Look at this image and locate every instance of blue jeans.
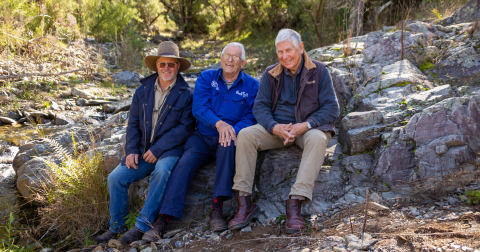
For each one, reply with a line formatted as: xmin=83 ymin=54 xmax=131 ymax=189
xmin=108 ymin=156 xmax=179 ymax=233
xmin=159 ymin=131 xmax=236 ymax=220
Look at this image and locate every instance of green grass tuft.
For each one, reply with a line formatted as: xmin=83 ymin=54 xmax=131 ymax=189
xmin=419 ymin=62 xmax=435 ymax=73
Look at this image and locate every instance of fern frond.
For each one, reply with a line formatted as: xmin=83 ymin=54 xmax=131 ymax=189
xmin=40 ymin=137 xmax=74 ymax=161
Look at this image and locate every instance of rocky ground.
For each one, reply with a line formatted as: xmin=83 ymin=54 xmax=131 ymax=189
xmin=38 ymin=194 xmax=480 ymax=252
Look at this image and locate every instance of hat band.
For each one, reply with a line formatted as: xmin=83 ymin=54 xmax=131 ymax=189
xmin=159 ymin=52 xmax=177 ymax=56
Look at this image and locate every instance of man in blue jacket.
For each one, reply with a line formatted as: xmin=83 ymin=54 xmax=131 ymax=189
xmin=142 ymin=42 xmax=259 ymax=241
xmin=95 ymin=41 xmax=196 ymax=245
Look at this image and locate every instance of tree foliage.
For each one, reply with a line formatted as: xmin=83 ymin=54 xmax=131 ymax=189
xmin=0 ymin=0 xmax=469 ymax=54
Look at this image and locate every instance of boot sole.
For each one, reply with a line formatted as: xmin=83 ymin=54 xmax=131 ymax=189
xmin=228 ymin=207 xmax=260 ymax=230
xmin=285 ymin=227 xmax=302 ymax=234
xmin=210 ymin=224 xmax=228 ymax=232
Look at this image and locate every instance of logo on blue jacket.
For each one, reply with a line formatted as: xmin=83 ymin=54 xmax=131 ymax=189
xmin=236 ymin=90 xmax=248 ymax=98
xmin=211 ymin=81 xmax=219 ymax=90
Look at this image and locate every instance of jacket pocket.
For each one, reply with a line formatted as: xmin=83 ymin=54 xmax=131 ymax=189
xmin=231 ymin=96 xmax=248 ymax=121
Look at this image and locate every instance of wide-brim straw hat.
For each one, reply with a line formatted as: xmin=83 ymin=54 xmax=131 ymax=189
xmin=144 ymin=41 xmax=191 ymax=72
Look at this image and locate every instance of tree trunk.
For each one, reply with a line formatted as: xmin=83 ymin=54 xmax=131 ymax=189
xmin=348 ymin=0 xmax=366 ymax=37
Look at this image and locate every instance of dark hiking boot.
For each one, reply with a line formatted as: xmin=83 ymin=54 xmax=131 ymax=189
xmin=142 ymin=220 xmax=167 ymax=242
xmin=228 ymin=195 xmax=259 ymax=230
xmin=285 ymin=199 xmax=306 ymax=234
xmin=95 ymin=230 xmax=117 ymax=243
xmin=209 ymin=207 xmax=228 ymax=232
xmin=118 ymin=226 xmax=143 ymax=245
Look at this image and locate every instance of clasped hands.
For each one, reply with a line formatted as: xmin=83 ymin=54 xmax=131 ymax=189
xmin=216 ymin=120 xmax=236 ymax=147
xmin=125 ymin=150 xmax=158 ymax=169
xmin=272 ymin=122 xmax=309 ymax=145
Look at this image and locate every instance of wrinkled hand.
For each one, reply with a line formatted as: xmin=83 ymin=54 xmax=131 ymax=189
xmin=289 ymin=122 xmax=309 ymax=138
xmin=143 ymin=150 xmax=158 ymax=163
xmin=216 ymin=120 xmax=236 ymax=147
xmin=126 ymin=154 xmax=139 ymax=169
xmin=272 ymin=123 xmax=295 ymax=145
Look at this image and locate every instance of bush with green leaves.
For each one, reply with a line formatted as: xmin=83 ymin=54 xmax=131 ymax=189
xmin=461 ymin=190 xmax=480 ymax=205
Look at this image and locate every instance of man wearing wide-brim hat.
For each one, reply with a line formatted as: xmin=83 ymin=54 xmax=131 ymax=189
xmin=96 ymin=41 xmax=196 ymax=245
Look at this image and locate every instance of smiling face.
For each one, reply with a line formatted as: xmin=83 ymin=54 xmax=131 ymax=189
xmin=220 ymin=45 xmax=246 ymax=78
xmin=156 ymin=57 xmax=180 ymax=83
xmin=276 ymin=41 xmax=304 ymax=73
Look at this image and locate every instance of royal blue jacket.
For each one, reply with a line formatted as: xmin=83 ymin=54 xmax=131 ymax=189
xmin=122 ymin=73 xmax=196 ymax=165
xmin=192 ymin=68 xmax=259 ymax=136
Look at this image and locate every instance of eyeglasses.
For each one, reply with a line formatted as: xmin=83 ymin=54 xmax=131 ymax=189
xmin=157 ymin=62 xmax=177 ymax=68
xmin=221 ymin=53 xmax=241 ymax=61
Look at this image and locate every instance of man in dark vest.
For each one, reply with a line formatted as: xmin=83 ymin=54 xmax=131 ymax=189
xmin=228 ymin=29 xmax=340 ymax=233
xmin=95 ymin=41 xmax=196 ymax=245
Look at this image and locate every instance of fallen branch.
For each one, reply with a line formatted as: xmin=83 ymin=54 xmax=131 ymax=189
xmin=372 ymin=229 xmax=480 ymax=237
xmin=2 ymin=31 xmax=43 ymax=47
xmin=0 ymin=68 xmax=89 ymax=80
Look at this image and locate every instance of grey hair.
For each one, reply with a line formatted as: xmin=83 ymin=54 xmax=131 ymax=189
xmin=275 ymin=29 xmax=302 ymax=49
xmin=221 ymin=42 xmax=246 ymax=60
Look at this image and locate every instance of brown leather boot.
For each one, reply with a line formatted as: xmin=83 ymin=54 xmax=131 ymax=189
xmin=209 ymin=207 xmax=228 ymax=232
xmin=285 ymin=199 xmax=306 ymax=234
xmin=228 ymin=195 xmax=259 ymax=230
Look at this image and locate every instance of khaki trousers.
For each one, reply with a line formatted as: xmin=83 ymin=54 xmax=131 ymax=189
xmin=232 ymin=124 xmax=331 ymax=204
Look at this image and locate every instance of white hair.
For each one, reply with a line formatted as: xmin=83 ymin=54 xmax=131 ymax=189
xmin=221 ymin=42 xmax=246 ymax=60
xmin=275 ymin=29 xmax=302 ymax=50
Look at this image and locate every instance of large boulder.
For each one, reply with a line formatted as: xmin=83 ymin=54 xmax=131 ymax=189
xmin=12 ymin=120 xmax=126 ymax=198
xmin=111 ymin=71 xmax=144 ymax=87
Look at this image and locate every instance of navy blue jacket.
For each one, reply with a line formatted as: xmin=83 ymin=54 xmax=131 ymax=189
xmin=192 ymin=68 xmax=259 ymax=136
xmin=122 ymin=73 xmax=196 ymax=165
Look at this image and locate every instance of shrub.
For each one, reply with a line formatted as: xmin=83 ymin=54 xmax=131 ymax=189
xmin=33 ymin=136 xmax=110 ymax=245
xmin=461 ymin=190 xmax=480 ymax=205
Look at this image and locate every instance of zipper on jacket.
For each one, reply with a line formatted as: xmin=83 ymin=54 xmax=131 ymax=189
xmin=143 ymin=103 xmax=147 ymax=153
xmin=295 ymin=69 xmax=310 ymax=122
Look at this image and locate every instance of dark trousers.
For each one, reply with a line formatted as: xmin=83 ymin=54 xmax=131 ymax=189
xmin=159 ymin=131 xmax=236 ymax=219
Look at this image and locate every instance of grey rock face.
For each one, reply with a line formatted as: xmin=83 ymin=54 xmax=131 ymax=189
xmin=405 ymin=96 xmax=480 ymax=179
xmin=441 ymin=0 xmax=480 ymax=25
xmin=343 ymin=124 xmax=385 ymax=155
xmin=329 ymin=67 xmax=353 ymax=114
xmin=340 ymin=111 xmax=383 ymax=132
xmin=404 ymin=84 xmax=455 ymax=105
xmin=435 ymin=43 xmax=480 ymax=86
xmin=339 ymin=111 xmax=384 ymax=155
xmin=255 ymin=147 xmax=345 ymax=222
xmin=111 ymin=71 xmax=144 ymax=87
xmin=360 ymin=60 xmax=431 ymax=97
xmin=363 ymin=31 xmax=426 ymax=66
xmin=342 ymin=154 xmax=374 ymax=175
xmin=406 ymin=21 xmax=436 ymax=38
xmin=374 ymin=128 xmax=416 ymax=188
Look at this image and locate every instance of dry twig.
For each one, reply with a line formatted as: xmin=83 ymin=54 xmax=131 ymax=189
xmin=0 ymin=68 xmax=89 ymax=80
